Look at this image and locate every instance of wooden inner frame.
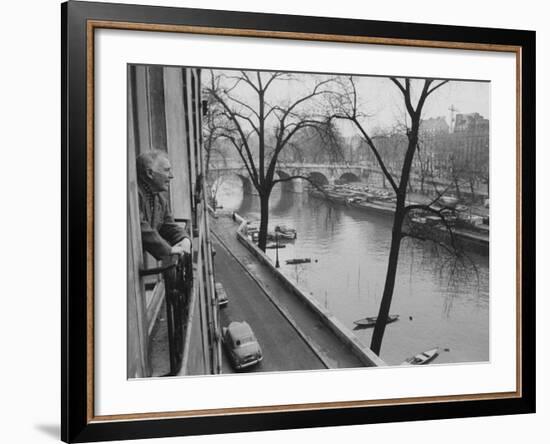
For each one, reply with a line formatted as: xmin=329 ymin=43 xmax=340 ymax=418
xmin=86 ymin=19 xmax=523 ymax=424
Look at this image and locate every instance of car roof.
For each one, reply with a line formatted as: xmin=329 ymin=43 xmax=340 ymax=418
xmin=227 ymin=321 xmax=253 ymax=338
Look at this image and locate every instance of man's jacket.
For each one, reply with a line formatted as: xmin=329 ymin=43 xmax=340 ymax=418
xmin=138 ymin=185 xmax=189 ymax=260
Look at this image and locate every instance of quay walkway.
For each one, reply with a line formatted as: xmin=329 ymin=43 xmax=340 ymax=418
xmin=211 ymin=214 xmax=378 ymax=371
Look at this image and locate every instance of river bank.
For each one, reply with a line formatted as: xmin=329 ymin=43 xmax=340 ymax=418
xmin=309 ymin=184 xmax=489 ymax=254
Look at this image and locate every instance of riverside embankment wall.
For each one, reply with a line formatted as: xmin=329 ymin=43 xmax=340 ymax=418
xmin=232 ymin=213 xmax=385 ymax=368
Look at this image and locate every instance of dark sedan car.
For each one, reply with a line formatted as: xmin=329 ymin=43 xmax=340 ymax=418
xmin=222 ymin=321 xmax=263 ymax=370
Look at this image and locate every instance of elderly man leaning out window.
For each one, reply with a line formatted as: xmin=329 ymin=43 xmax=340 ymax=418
xmin=136 ymin=150 xmax=191 ymax=260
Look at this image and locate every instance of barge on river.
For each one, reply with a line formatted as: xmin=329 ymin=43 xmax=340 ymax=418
xmin=309 ymin=185 xmax=488 ymax=253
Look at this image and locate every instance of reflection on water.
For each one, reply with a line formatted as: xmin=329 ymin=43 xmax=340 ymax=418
xmin=215 ymin=176 xmax=489 ymax=365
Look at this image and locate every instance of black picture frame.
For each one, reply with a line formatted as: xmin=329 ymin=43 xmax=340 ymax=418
xmin=62 ymin=1 xmax=536 ymax=442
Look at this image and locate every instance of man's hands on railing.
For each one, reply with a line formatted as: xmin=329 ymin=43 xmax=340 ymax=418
xmin=140 ymin=239 xmax=191 ymax=278
xmin=170 ymin=237 xmax=192 ymax=256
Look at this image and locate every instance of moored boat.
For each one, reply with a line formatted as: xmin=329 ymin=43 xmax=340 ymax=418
xmin=401 ymin=347 xmax=440 ymax=365
xmin=285 ymin=258 xmax=311 ymax=265
xmin=410 ymin=216 xmax=427 ymax=224
xmin=274 ymin=224 xmax=297 ymax=239
xmin=265 ymin=243 xmax=286 ymax=249
xmin=440 ymin=195 xmax=459 ymax=208
xmin=353 ymin=314 xmax=399 ymax=328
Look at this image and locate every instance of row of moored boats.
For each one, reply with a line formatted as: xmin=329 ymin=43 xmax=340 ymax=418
xmin=309 ymin=184 xmax=489 ymax=235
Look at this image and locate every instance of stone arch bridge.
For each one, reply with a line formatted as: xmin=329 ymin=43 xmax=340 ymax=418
xmin=207 ymin=162 xmax=385 ymax=194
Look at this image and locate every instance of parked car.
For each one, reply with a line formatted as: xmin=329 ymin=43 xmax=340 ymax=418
xmin=222 ymin=321 xmax=263 ymax=370
xmin=215 ymin=282 xmax=228 ymax=307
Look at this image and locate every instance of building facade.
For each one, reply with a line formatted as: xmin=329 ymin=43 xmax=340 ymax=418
xmin=127 ymin=65 xmax=221 ymax=378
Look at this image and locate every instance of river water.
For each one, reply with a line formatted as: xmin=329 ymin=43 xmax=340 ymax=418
xmin=215 ymin=176 xmax=489 ymax=366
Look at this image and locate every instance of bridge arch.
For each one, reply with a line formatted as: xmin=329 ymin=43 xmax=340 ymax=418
xmin=275 ymin=169 xmax=299 ymax=193
xmin=210 ymin=172 xmax=255 ymax=197
xmin=237 ymin=174 xmax=254 ymax=195
xmin=207 ymin=172 xmax=257 ymax=212
xmin=308 ymin=171 xmax=329 ymax=186
xmin=339 ymin=172 xmax=360 ymax=183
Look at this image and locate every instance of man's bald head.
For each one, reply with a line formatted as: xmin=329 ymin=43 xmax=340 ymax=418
xmin=136 ymin=150 xmax=174 ymax=192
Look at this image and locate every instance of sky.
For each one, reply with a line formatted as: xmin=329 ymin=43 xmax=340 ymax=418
xmin=204 ymin=69 xmax=490 ymax=138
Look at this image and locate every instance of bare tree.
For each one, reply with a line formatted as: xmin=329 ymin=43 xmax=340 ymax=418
xmin=448 ymin=152 xmax=489 ymax=204
xmin=202 ymin=94 xmax=228 ymax=177
xmin=202 ymin=95 xmax=231 ymax=208
xmin=415 ymin=139 xmax=434 ymax=194
xmin=331 ymin=76 xmax=460 ymax=355
xmin=205 ymin=70 xmax=337 ymax=251
xmin=446 ymin=154 xmax=466 ymax=201
xmin=279 ymin=124 xmax=345 ymax=164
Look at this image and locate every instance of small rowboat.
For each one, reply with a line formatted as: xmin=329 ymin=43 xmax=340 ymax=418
xmin=353 ymin=314 xmax=399 ymax=328
xmin=285 ymin=258 xmax=311 ymax=265
xmin=401 ymin=347 xmax=440 ymax=365
xmin=265 ymin=243 xmax=286 ymax=249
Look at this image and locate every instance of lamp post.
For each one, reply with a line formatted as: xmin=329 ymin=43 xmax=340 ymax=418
xmin=275 ymin=232 xmax=280 ymax=268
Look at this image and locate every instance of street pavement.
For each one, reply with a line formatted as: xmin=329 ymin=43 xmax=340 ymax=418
xmin=213 ymin=235 xmax=326 ymax=373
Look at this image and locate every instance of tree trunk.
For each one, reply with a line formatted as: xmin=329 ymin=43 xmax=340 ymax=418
xmin=454 ymin=178 xmax=461 ymax=200
xmin=370 ymin=204 xmax=404 ymax=355
xmin=257 ymin=191 xmax=270 ymax=252
xmin=371 ymin=121 xmax=417 ymax=356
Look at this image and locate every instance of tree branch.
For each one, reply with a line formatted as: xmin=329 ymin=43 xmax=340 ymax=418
xmin=331 ymin=113 xmax=399 ymax=193
xmin=225 ymin=95 xmax=260 ymax=119
xmin=256 ymin=71 xmax=263 ymax=91
xmin=403 ymin=204 xmax=460 ymax=250
xmin=264 ymin=72 xmax=288 ymax=91
xmin=230 ymin=109 xmax=260 ymax=135
xmin=240 ymin=71 xmax=259 ymax=93
xmin=271 ymin=174 xmax=328 ymax=194
xmin=427 ymin=80 xmax=449 ymax=97
xmin=390 ymin=77 xmax=416 ymax=117
xmin=401 ymin=231 xmax=457 ymax=256
xmin=267 ymin=120 xmax=329 ymax=181
xmin=223 ymin=135 xmax=260 ymax=189
xmin=277 ymin=78 xmax=335 ymax=128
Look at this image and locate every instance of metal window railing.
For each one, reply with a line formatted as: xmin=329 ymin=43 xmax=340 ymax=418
xmin=140 ymin=252 xmax=193 ymax=376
